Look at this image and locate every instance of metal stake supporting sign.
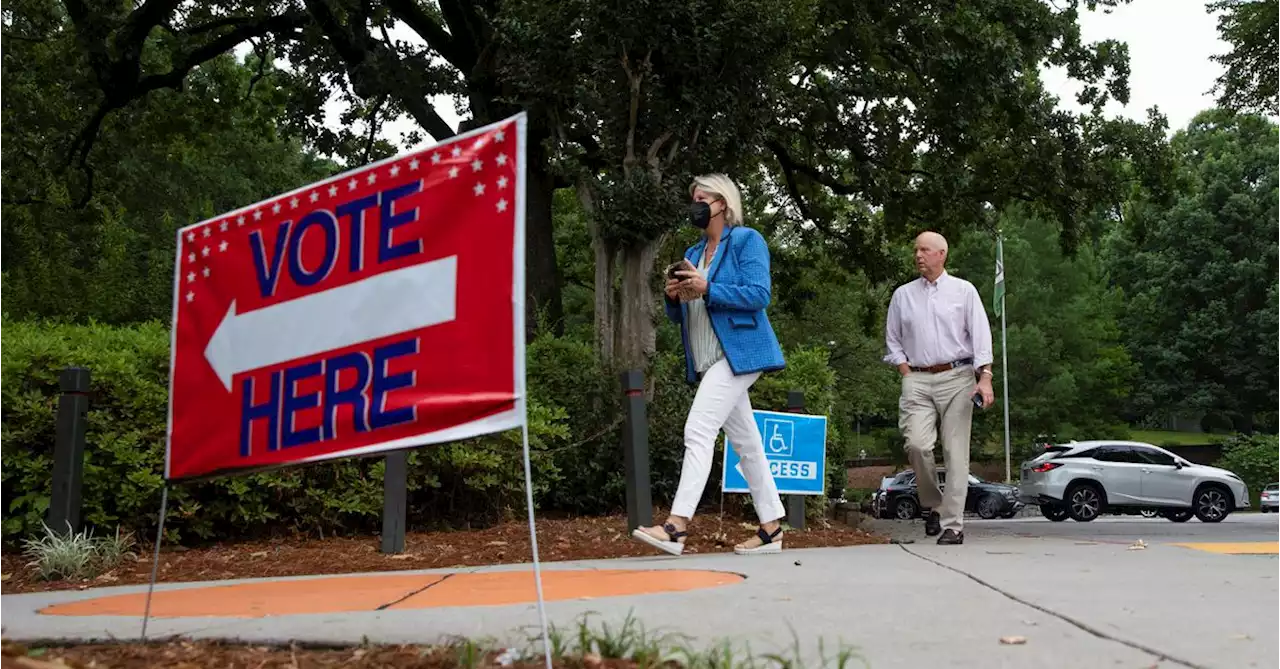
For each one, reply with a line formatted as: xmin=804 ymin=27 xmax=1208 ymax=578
xmin=784 ymin=390 xmax=807 ymax=530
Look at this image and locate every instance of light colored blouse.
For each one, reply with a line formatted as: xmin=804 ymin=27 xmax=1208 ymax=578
xmin=686 ymin=246 xmax=725 ymax=374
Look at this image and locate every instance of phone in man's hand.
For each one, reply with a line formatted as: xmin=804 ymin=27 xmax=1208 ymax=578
xmin=972 ymin=392 xmax=985 ymax=409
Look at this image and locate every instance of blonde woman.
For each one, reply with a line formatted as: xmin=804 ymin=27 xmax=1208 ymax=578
xmin=631 ymin=173 xmax=788 ymax=556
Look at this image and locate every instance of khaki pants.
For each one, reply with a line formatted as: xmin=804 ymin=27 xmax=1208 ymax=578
xmin=898 ymin=366 xmax=975 ymax=532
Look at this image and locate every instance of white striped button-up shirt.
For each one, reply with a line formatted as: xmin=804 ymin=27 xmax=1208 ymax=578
xmin=884 ymin=271 xmax=993 ymax=369
xmin=686 ymin=248 xmax=725 ymax=374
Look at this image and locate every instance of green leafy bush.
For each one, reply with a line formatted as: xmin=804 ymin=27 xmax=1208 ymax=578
xmin=1 ymin=319 xmax=570 ymax=544
xmin=2 ymin=317 xmax=845 ymax=544
xmin=1215 ymin=433 xmax=1279 ymax=507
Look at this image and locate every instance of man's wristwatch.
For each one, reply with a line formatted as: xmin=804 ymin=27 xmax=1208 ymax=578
xmin=979 ymin=369 xmax=994 ymax=377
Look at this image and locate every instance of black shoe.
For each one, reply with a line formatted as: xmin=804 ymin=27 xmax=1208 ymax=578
xmin=923 ymin=511 xmax=941 ymax=537
xmin=937 ymin=529 xmax=964 ymax=545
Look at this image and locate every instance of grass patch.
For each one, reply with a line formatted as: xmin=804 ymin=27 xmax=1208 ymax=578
xmin=522 ymin=611 xmax=867 ymax=668
xmin=4 ymin=614 xmax=868 ymax=667
xmin=21 ymin=523 xmax=137 ymax=581
xmin=1128 ymin=430 xmax=1225 ymax=446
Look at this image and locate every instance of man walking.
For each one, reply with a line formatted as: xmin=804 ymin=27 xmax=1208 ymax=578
xmin=884 ymin=231 xmax=995 ymax=545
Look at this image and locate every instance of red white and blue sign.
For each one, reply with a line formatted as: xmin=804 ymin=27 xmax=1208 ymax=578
xmin=165 ymin=114 xmax=528 ymax=481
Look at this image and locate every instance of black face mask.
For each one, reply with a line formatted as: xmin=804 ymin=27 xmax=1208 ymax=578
xmin=690 ymin=201 xmax=712 ymax=229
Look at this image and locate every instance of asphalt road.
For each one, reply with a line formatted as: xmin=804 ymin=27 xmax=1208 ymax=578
xmin=867 ymin=509 xmax=1280 ymax=545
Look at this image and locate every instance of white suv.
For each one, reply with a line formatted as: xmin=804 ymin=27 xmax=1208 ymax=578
xmin=1018 ymin=441 xmax=1249 ymax=523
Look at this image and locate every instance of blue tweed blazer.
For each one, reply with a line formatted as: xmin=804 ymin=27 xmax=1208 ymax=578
xmin=664 ymin=225 xmax=786 ymax=384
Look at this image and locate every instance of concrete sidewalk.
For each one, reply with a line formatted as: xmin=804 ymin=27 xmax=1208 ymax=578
xmin=3 ymin=532 xmax=1276 ymax=669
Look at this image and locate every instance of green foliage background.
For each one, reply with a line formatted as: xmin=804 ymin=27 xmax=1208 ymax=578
xmin=2 ymin=1 xmax=1276 ymax=546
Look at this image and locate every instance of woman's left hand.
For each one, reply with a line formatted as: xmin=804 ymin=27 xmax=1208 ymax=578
xmin=675 ymin=270 xmax=708 ymax=298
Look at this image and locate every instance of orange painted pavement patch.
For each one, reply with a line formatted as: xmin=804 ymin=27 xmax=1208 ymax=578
xmin=388 ymin=569 xmax=742 ymax=609
xmin=40 ymin=570 xmax=744 ymax=619
xmin=41 ymin=573 xmax=446 ymax=618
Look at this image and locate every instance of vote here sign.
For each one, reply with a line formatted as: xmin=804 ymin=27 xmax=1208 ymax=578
xmin=165 ymin=114 xmax=528 ymax=481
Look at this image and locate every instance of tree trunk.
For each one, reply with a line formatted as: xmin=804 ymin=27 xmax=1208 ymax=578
xmin=613 ymin=239 xmax=661 ymax=371
xmin=525 ymin=156 xmax=564 ymax=336
xmin=593 ymin=237 xmax=617 ymax=362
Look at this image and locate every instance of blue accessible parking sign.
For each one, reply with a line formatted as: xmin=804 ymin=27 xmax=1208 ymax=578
xmin=721 ymin=410 xmax=828 ymax=496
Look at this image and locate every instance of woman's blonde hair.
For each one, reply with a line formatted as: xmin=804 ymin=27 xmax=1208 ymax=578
xmin=689 ymin=173 xmax=744 ymax=227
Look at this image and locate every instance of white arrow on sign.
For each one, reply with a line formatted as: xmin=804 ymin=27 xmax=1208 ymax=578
xmin=204 ymin=256 xmax=458 ymax=391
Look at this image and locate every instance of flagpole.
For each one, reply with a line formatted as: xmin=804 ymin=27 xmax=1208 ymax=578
xmin=1001 ymin=289 xmax=1011 ymax=484
xmin=997 ymin=232 xmax=1012 ymax=484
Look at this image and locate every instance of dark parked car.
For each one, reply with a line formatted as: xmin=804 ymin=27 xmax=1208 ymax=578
xmin=871 ymin=468 xmax=1024 ymax=520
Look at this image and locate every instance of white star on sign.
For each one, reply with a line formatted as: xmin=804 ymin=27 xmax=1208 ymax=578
xmin=202 ymin=246 xmax=211 ymax=257
xmin=497 ymin=176 xmax=509 ymax=189
xmin=451 ymin=145 xmax=462 ymax=158
xmin=474 ymin=138 xmax=486 ymax=149
xmin=471 ymin=159 xmax=483 ymax=172
xmin=328 ymin=185 xmax=338 ymax=197
xmin=187 ymin=271 xmax=195 ymax=283
xmin=187 ymin=232 xmax=195 ymax=242
xmin=236 ymin=215 xmax=246 ymax=226
xmin=186 ymin=291 xmax=194 ymax=303
xmin=348 ymin=178 xmax=358 ymax=191
xmin=253 ymin=209 xmax=263 ymax=221
xmin=411 ymin=157 xmax=422 ymax=170
xmin=473 ymin=182 xmax=486 ymax=196
xmin=219 ymin=240 xmax=229 ymax=252
xmin=272 ymin=202 xmax=282 ymax=214
xmin=309 ymin=191 xmax=319 ymax=203
xmin=449 ymin=166 xmax=460 ymax=178
xmin=494 ymin=129 xmax=506 ymax=142
xmin=202 ymin=266 xmax=211 ymax=278
xmin=496 ymin=198 xmax=509 ymax=212
xmin=203 ymin=227 xmax=211 ymax=238
xmin=220 ymin=221 xmax=229 ymax=232
xmin=390 ymin=164 xmax=401 ymax=177
xmin=290 ymin=196 xmax=300 ymax=209
xmin=496 ymin=153 xmax=508 ymax=167
xmin=187 ymin=252 xmax=196 ymax=263
xmin=430 ymin=153 xmax=441 ymax=164
xmin=366 ymin=172 xmax=377 ymax=185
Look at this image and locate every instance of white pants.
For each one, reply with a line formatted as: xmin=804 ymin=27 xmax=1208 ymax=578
xmin=671 ymin=359 xmax=786 ymax=523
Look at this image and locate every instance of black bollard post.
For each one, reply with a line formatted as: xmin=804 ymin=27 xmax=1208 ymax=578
xmin=621 ymin=370 xmax=654 ymax=531
xmin=381 ymin=451 xmax=408 ymax=554
xmin=784 ymin=390 xmax=806 ymax=530
xmin=50 ymin=367 xmax=90 ymax=535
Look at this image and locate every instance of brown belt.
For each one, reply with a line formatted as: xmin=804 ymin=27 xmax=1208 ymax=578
xmin=909 ymin=358 xmax=972 ymax=373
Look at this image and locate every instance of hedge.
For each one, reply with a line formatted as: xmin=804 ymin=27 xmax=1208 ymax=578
xmin=2 ymin=318 xmax=842 ymax=545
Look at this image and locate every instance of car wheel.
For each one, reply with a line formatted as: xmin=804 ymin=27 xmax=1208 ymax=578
xmin=1041 ymin=504 xmax=1069 ymax=522
xmin=1140 ymin=509 xmax=1159 ymax=518
xmin=1193 ymin=486 xmax=1231 ymax=523
xmin=1065 ymin=483 xmax=1104 ymax=522
xmin=893 ymin=497 xmax=919 ymax=520
xmin=1000 ymin=510 xmax=1019 ymax=519
xmin=977 ymin=494 xmax=1002 ymax=520
xmin=1162 ymin=509 xmax=1193 ymax=522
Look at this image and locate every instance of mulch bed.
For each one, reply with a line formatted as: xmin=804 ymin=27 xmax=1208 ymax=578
xmin=0 ymin=639 xmax=643 ymax=668
xmin=2 ymin=511 xmax=884 ymax=595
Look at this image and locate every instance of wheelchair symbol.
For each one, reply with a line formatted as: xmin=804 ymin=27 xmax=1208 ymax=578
xmin=763 ymin=419 xmax=795 ymax=457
